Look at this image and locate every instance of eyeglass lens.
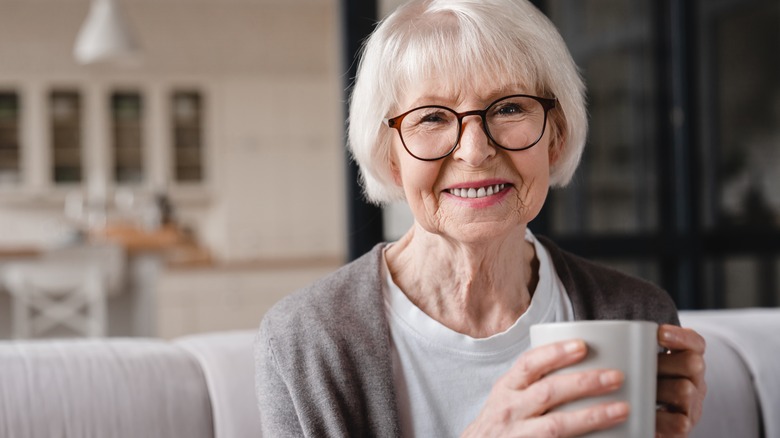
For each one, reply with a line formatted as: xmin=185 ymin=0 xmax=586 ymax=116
xmin=398 ymin=95 xmax=548 ymax=160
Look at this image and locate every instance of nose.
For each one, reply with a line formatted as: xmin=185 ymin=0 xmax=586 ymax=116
xmin=452 ymin=115 xmax=496 ymax=166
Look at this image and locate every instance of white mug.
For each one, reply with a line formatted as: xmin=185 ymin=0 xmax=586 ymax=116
xmin=530 ymin=320 xmax=658 ymax=438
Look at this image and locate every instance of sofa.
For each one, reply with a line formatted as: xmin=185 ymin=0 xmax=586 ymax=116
xmin=0 ymin=308 xmax=778 ymax=438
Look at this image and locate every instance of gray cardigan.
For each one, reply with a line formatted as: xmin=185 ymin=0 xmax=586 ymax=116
xmin=254 ymin=237 xmax=679 ymax=437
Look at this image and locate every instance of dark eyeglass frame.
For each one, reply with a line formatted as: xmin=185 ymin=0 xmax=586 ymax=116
xmin=383 ymin=94 xmax=557 ymax=161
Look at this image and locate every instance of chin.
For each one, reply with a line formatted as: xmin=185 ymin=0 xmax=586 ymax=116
xmin=441 ymin=221 xmax=523 ymax=245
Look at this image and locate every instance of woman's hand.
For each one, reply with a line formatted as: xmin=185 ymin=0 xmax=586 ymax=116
xmin=656 ymin=325 xmax=707 ymax=438
xmin=462 ymin=340 xmax=629 ymax=438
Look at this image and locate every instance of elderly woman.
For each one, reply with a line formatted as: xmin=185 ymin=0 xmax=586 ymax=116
xmin=255 ymin=0 xmax=706 ymax=436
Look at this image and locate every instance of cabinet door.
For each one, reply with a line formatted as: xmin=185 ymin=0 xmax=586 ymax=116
xmin=50 ymin=90 xmax=83 ymax=184
xmin=0 ymin=92 xmax=21 ymax=185
xmin=112 ymin=92 xmax=144 ymax=184
xmin=171 ymin=91 xmax=204 ymax=183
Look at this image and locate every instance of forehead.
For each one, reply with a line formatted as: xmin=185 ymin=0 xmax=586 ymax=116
xmin=396 ymin=76 xmax=532 ymax=110
xmin=387 ymin=41 xmax=540 ymax=113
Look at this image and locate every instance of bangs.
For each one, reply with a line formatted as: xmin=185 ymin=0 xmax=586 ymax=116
xmin=381 ymin=7 xmax=543 ymax=113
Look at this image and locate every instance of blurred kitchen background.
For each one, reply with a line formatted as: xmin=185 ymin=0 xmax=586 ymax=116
xmin=0 ymin=0 xmax=777 ymax=340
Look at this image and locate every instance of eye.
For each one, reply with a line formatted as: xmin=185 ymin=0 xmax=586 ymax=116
xmin=408 ymin=108 xmax=453 ymax=127
xmin=418 ymin=110 xmax=448 ymax=124
xmin=494 ymin=102 xmax=525 ymax=116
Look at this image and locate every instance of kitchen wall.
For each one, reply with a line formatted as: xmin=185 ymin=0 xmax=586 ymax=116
xmin=0 ymin=0 xmax=354 ymax=338
xmin=0 ymin=0 xmax=346 ymax=262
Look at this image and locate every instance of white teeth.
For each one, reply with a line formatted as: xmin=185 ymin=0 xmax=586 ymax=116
xmin=448 ymin=184 xmax=506 ymax=199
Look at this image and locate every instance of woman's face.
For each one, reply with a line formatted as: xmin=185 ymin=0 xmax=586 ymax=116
xmin=389 ymin=79 xmax=558 ymax=244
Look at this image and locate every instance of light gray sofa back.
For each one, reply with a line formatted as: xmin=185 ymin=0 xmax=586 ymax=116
xmin=174 ymin=330 xmax=262 ymax=438
xmin=0 ymin=309 xmax=778 ymax=438
xmin=681 ymin=308 xmax=780 ymax=438
xmin=0 ymin=339 xmax=213 ymax=438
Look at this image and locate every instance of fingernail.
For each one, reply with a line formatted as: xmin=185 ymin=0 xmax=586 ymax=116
xmin=661 ymin=329 xmax=677 ymax=342
xmin=564 ymin=340 xmax=584 ymax=354
xmin=600 ymin=370 xmax=623 ymax=386
xmin=607 ymin=402 xmax=629 ymax=419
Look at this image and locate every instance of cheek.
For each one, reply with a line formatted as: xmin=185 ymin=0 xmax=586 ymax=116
xmin=400 ymin=161 xmax=440 ymax=195
xmin=508 ymin=144 xmax=552 ymax=207
xmin=518 ymin=130 xmax=555 ymax=174
xmin=392 ymin=142 xmax=441 ymax=194
xmin=510 ymin=147 xmax=551 ymax=177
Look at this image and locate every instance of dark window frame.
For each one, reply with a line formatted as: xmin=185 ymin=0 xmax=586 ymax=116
xmin=342 ymin=0 xmax=780 ymax=309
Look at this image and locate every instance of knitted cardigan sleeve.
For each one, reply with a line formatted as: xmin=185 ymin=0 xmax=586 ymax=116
xmin=253 ymin=245 xmax=400 ymax=438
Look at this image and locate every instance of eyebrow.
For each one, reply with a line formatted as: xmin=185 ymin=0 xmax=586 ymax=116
xmin=407 ymin=85 xmax=532 ymax=109
xmin=407 ymin=95 xmax=458 ymax=108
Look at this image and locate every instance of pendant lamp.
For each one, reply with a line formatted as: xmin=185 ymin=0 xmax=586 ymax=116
xmin=73 ymin=0 xmax=141 ymax=65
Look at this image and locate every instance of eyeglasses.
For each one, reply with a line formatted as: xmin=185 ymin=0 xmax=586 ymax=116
xmin=383 ymin=94 xmax=557 ymax=161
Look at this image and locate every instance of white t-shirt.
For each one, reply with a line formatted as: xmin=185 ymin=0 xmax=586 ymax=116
xmin=382 ymin=229 xmax=574 ymax=437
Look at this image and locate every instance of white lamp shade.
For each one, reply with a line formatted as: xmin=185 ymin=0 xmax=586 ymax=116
xmin=74 ymin=0 xmax=140 ymax=65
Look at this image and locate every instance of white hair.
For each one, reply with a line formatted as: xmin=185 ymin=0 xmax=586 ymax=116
xmin=348 ymin=0 xmax=587 ymax=205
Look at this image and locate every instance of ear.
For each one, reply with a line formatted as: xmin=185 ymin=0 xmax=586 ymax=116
xmin=389 ymin=151 xmax=403 ymax=186
xmin=548 ymin=126 xmax=565 ymax=167
xmin=548 ymin=140 xmax=561 ymax=166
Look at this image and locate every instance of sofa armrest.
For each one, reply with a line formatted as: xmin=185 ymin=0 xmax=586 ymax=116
xmin=175 ymin=330 xmax=262 ymax=438
xmin=0 ymin=338 xmax=213 ymax=438
xmin=681 ymin=308 xmax=780 ymax=438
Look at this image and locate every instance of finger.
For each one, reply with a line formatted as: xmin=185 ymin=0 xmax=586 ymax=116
xmin=658 ymin=325 xmax=706 ymax=354
xmin=521 ymin=401 xmax=629 ymax=437
xmin=519 ymin=368 xmax=624 ymax=417
xmin=503 ymin=340 xmax=587 ymax=390
xmin=656 ymin=410 xmax=692 ymax=438
xmin=658 ymin=350 xmax=706 ymax=383
xmin=656 ymin=377 xmax=697 ymax=415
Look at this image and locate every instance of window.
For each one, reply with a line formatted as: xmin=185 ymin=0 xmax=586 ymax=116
xmin=533 ymin=0 xmax=780 ymax=308
xmin=50 ymin=90 xmax=83 ymax=183
xmin=0 ymin=92 xmax=21 ymax=185
xmin=697 ymin=0 xmax=780 ymax=308
xmin=538 ymin=0 xmax=662 ymax=286
xmin=546 ymin=0 xmax=658 ymax=236
xmin=171 ymin=91 xmax=204 ymax=183
xmin=111 ymin=92 xmax=144 ymax=184
xmin=699 ymin=0 xmax=780 ymax=231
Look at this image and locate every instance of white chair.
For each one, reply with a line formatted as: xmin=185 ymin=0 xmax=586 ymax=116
xmin=43 ymin=242 xmax=126 ymax=296
xmin=2 ymin=260 xmax=107 ymax=338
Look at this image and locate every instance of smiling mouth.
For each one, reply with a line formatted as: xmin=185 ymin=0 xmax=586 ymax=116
xmin=446 ymin=183 xmax=509 ymax=199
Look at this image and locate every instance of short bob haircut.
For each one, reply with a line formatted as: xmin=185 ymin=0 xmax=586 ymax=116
xmin=348 ymin=0 xmax=587 ymax=205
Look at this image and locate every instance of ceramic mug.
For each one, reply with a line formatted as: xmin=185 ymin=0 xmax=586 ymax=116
xmin=530 ymin=320 xmax=659 ymax=438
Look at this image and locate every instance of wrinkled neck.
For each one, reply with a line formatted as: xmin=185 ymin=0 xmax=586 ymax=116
xmin=385 ymin=223 xmax=539 ymax=338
